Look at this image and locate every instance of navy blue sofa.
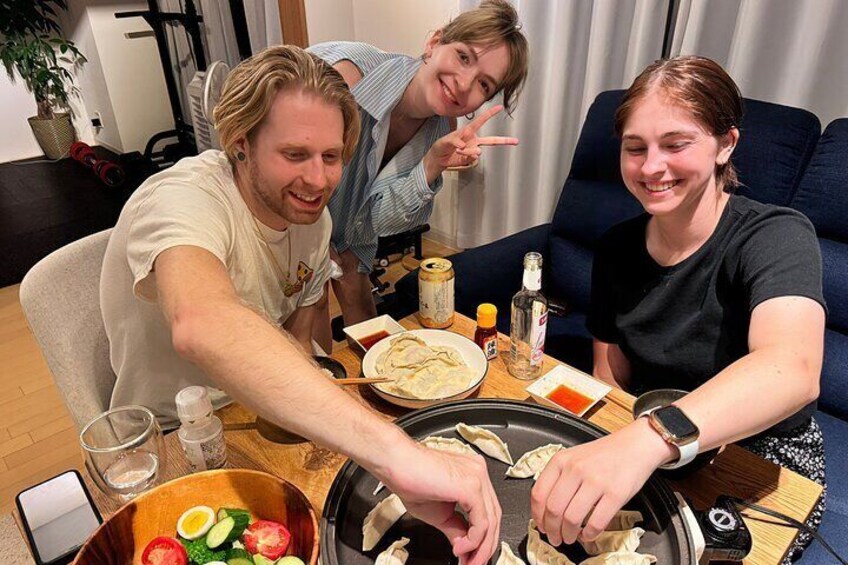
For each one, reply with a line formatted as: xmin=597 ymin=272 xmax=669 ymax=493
xmin=395 ymin=91 xmax=848 ymax=560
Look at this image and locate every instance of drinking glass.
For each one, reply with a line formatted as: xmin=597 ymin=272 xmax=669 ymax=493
xmin=80 ymin=405 xmax=166 ymax=502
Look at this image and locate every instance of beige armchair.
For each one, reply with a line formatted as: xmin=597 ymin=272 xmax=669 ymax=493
xmin=19 ymin=229 xmax=116 ymax=430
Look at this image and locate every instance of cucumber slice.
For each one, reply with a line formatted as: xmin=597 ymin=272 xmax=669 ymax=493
xmin=217 ymin=507 xmax=252 ymax=522
xmin=277 ymin=558 xmax=306 ymax=565
xmin=252 ymin=556 xmax=276 ymax=565
xmin=206 ymin=514 xmax=250 ymax=549
xmin=226 ymin=547 xmax=254 ymax=565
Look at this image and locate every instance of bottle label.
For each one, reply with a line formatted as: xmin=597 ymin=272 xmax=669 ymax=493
xmin=202 ymin=436 xmax=228 ymax=469
xmin=529 ymin=303 xmax=547 ymax=366
xmin=482 ymin=335 xmax=498 ymax=360
xmin=179 ymin=435 xmax=227 ymax=472
xmin=522 ymin=269 xmax=541 ymax=291
xmin=180 ymin=440 xmax=205 ymax=473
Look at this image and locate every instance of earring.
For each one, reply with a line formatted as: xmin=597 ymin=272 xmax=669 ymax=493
xmin=465 ymin=111 xmax=476 ymax=120
xmin=236 ymin=151 xmax=246 ymax=162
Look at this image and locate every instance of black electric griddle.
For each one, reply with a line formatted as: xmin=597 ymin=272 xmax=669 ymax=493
xmin=321 ymin=399 xmax=697 ymax=564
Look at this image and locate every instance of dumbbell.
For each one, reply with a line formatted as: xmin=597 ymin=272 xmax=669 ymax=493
xmin=70 ymin=142 xmax=126 ymax=187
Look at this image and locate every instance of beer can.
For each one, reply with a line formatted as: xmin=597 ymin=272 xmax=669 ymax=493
xmin=418 ymin=258 xmax=455 ymax=328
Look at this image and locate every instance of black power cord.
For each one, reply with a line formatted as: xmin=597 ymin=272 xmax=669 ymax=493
xmin=727 ymin=496 xmax=847 ymax=564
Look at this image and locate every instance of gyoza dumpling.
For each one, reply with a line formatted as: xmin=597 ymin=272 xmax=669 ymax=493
xmin=579 ymin=551 xmax=657 ymax=565
xmin=605 ymin=510 xmax=643 ymax=531
xmin=375 ymin=335 xmax=427 ymax=370
xmin=362 ymin=494 xmax=407 ymax=551
xmin=496 ymin=541 xmax=527 ymax=565
xmin=506 ymin=444 xmax=564 ymax=479
xmin=421 ymin=435 xmax=478 ymax=456
xmin=580 ymin=528 xmax=645 ymax=556
xmin=456 ymin=423 xmax=514 ymax=465
xmin=374 ymin=436 xmax=477 ymax=494
xmin=527 ymin=519 xmax=576 ymax=565
xmin=375 ymin=537 xmax=410 ymax=565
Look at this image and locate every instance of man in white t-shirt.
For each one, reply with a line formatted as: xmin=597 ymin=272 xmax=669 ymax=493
xmin=100 ymin=46 xmax=500 ymax=564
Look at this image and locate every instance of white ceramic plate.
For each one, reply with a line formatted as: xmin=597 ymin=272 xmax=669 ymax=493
xmin=362 ymin=329 xmax=488 ymax=409
xmin=525 ymin=364 xmax=612 ymax=417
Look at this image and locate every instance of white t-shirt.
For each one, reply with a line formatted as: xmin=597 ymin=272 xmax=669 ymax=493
xmin=101 ymin=150 xmax=331 ymax=428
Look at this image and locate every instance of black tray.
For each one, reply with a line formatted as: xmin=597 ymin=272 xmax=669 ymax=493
xmin=321 ymin=399 xmax=696 ymax=564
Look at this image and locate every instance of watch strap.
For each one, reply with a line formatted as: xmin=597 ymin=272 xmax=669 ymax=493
xmin=639 ymin=408 xmax=700 ymax=470
xmin=659 ymin=435 xmax=699 ymax=469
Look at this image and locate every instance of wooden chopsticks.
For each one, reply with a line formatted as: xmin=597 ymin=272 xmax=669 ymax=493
xmin=334 ymin=377 xmax=394 ymax=386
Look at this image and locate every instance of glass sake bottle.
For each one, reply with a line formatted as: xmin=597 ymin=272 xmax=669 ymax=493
xmin=508 ymin=252 xmax=548 ymax=379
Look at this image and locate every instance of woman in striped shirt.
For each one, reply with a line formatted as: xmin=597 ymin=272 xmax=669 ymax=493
xmin=310 ymin=0 xmax=529 ymax=351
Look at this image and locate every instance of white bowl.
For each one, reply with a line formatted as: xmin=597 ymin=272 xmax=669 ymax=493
xmin=525 ymin=365 xmax=612 ymax=417
xmin=342 ymin=314 xmax=406 ymax=353
xmin=362 ymin=329 xmax=488 ymax=409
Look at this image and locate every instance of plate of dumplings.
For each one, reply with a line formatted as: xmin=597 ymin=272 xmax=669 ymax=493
xmin=362 ymin=330 xmax=489 ymax=408
xmin=321 ymin=399 xmax=700 ymax=564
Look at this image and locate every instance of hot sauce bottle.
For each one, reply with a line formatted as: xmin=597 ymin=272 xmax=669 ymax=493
xmin=474 ymin=303 xmax=499 ymax=360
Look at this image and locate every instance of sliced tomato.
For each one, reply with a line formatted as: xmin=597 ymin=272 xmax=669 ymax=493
xmin=243 ymin=520 xmax=292 ymax=560
xmin=141 ymin=536 xmax=188 ymax=565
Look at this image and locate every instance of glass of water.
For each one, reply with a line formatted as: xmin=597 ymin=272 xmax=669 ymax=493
xmin=80 ymin=405 xmax=165 ymax=502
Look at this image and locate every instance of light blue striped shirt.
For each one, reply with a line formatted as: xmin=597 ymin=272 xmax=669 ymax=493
xmin=308 ymin=41 xmax=451 ymax=273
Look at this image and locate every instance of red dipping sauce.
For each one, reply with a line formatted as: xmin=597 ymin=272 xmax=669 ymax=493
xmin=359 ymin=330 xmax=390 ymax=350
xmin=546 ymin=385 xmax=594 ymax=414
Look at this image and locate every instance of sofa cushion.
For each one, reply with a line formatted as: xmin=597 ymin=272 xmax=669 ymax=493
xmin=795 ymin=410 xmax=848 ymax=563
xmin=545 ymin=312 xmax=594 ymax=373
xmin=820 ymin=328 xmax=848 ymax=421
xmin=548 ymin=237 xmax=595 ymax=313
xmin=732 ymin=99 xmax=820 ymax=206
xmin=791 ymin=119 xmax=848 ymax=242
xmin=819 ymin=239 xmax=848 ymax=334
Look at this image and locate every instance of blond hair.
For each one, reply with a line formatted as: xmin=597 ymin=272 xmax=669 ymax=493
xmin=438 ymin=0 xmax=529 ymax=114
xmin=214 ymin=45 xmax=360 ymax=163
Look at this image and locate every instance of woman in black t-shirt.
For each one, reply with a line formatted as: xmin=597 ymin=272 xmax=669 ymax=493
xmin=530 ymin=57 xmax=826 ymax=564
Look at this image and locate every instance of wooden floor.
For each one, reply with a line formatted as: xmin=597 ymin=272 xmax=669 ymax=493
xmin=0 ymin=239 xmax=456 ymax=516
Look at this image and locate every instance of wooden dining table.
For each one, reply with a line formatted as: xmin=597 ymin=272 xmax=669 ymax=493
xmin=11 ymin=313 xmax=823 ymax=564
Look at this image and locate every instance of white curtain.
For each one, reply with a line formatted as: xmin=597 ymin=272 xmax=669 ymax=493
xmin=671 ymin=0 xmax=848 ymax=127
xmin=451 ymin=0 xmax=668 ymax=249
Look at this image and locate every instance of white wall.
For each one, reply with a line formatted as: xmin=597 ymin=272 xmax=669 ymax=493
xmin=0 ymin=72 xmax=43 ymax=162
xmin=350 ymin=0 xmax=460 ymax=56
xmin=84 ymin=2 xmax=174 ymax=153
xmin=305 ymin=0 xmax=355 ymax=45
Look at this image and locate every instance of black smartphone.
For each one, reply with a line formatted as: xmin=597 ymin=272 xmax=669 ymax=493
xmin=15 ymin=469 xmax=103 ymax=565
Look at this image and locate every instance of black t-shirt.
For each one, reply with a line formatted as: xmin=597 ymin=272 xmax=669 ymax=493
xmin=588 ymin=195 xmax=826 ymax=433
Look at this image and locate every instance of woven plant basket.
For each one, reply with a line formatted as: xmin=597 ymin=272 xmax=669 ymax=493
xmin=28 ymin=112 xmax=75 ymax=159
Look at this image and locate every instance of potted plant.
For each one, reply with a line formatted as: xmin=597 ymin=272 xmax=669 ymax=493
xmin=0 ymin=0 xmax=86 ymax=159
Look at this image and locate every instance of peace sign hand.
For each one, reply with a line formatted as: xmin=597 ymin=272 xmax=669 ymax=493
xmin=424 ymin=105 xmax=519 ymax=175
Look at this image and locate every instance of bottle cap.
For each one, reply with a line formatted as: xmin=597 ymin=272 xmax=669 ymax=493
xmin=476 ymin=303 xmax=497 ymax=328
xmin=176 ymin=386 xmax=213 ymax=424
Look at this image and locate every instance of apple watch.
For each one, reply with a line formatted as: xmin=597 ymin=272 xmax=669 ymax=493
xmin=643 ymin=405 xmax=700 ymax=469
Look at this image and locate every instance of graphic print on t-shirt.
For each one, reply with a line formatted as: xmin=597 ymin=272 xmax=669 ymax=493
xmin=284 ymin=261 xmax=315 ymax=297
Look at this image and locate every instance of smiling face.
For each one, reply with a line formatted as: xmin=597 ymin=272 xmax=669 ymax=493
xmin=415 ymin=34 xmax=510 ymax=117
xmin=619 ymin=88 xmax=738 ymax=219
xmin=237 ymin=88 xmax=345 ymax=229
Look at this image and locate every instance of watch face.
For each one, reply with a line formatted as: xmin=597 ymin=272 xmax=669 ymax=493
xmin=654 ymin=405 xmax=699 ymax=440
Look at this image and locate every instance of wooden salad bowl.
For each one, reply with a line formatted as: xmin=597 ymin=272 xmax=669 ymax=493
xmin=73 ymin=469 xmax=319 ymax=564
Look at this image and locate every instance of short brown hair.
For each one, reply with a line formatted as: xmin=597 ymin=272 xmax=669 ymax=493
xmin=614 ymin=56 xmax=744 ymax=190
xmin=214 ymin=45 xmax=360 ymax=163
xmin=438 ymin=0 xmax=529 ymax=114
